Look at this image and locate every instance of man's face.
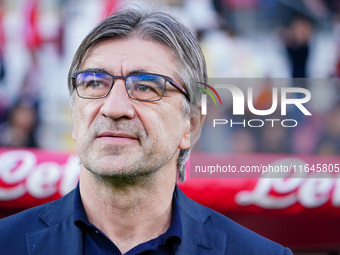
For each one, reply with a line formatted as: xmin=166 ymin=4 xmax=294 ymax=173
xmin=71 ymin=38 xmax=191 ymax=179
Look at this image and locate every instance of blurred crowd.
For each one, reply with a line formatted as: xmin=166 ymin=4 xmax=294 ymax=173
xmin=0 ymin=0 xmax=339 ymax=156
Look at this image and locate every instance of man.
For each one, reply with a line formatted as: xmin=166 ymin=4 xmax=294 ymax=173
xmin=0 ymin=7 xmax=293 ymax=255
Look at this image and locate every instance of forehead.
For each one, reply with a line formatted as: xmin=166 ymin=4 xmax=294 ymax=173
xmin=81 ymin=38 xmax=179 ymax=77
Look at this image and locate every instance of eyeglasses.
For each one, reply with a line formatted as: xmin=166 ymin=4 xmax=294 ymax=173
xmin=71 ymin=71 xmax=189 ymax=102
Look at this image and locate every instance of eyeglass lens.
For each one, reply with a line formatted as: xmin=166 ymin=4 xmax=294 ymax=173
xmin=75 ymin=72 xmax=166 ymax=101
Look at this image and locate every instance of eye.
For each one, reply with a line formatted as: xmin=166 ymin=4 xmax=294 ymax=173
xmin=76 ymin=72 xmax=112 ymax=90
xmin=126 ymin=74 xmax=165 ymax=100
xmin=135 ymin=84 xmax=153 ymax=92
xmin=85 ymin=80 xmax=105 ymax=89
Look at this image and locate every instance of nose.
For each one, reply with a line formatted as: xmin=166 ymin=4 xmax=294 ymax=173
xmin=100 ymin=79 xmax=135 ymax=120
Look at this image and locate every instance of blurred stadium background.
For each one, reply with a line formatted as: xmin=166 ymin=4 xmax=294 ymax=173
xmin=0 ymin=0 xmax=339 ymax=254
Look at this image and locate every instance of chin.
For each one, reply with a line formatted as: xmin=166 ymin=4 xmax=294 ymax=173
xmin=89 ymin=166 xmax=155 ymax=187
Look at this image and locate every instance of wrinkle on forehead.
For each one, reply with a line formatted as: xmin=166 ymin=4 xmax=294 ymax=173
xmin=81 ymin=38 xmax=179 ymax=70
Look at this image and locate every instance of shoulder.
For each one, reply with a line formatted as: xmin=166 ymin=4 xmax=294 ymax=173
xmin=0 ymin=189 xmax=75 ymax=229
xmin=176 ymin=186 xmax=292 ymax=255
xmin=0 ymin=189 xmax=75 ymax=250
xmin=205 ymin=208 xmax=292 ymax=254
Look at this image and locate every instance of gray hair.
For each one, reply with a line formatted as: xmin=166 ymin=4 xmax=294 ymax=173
xmin=68 ymin=7 xmax=207 ymax=182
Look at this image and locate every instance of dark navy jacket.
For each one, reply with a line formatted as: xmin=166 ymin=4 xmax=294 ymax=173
xmin=0 ymin=186 xmax=293 ymax=255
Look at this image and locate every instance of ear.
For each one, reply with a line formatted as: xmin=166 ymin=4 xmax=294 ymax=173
xmin=179 ymin=107 xmax=205 ymax=150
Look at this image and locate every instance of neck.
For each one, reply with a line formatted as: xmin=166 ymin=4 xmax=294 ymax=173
xmin=79 ymin=166 xmax=176 ymax=254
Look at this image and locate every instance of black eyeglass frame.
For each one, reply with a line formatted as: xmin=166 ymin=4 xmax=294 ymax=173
xmin=71 ymin=71 xmax=190 ymax=102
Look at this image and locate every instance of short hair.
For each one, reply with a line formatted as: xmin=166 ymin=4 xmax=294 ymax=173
xmin=68 ymin=6 xmax=207 ymax=182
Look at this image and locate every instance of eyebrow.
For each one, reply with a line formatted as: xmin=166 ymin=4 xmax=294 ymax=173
xmin=80 ymin=68 xmax=151 ymax=76
xmin=127 ymin=69 xmax=149 ymax=75
xmin=81 ymin=68 xmax=111 ymax=75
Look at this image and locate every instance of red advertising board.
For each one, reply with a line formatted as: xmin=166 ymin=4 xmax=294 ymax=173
xmin=0 ymin=148 xmax=339 ymax=251
xmin=0 ymin=148 xmax=79 ymax=216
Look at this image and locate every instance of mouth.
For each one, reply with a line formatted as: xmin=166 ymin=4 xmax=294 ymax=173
xmin=96 ymin=132 xmax=138 ymax=143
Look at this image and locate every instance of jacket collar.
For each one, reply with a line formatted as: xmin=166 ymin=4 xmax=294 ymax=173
xmin=26 ymin=190 xmax=83 ymax=255
xmin=25 ymin=186 xmax=227 ymax=255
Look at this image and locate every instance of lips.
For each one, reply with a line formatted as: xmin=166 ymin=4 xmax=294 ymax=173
xmin=96 ymin=132 xmax=138 ymax=141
